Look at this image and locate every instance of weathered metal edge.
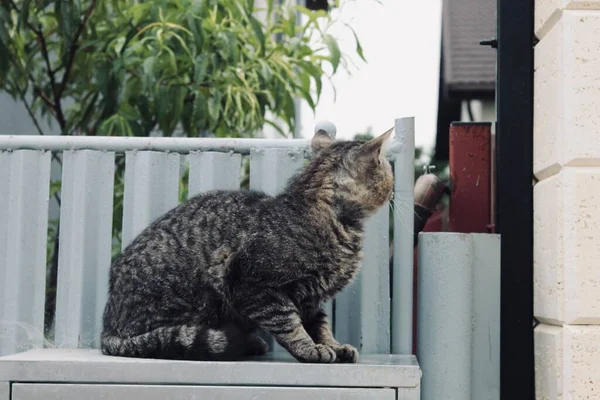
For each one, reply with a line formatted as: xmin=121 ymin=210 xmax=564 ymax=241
xmin=0 ymin=349 xmax=421 ymax=388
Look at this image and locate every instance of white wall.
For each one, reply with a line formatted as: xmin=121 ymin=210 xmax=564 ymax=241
xmin=534 ymin=3 xmax=600 ymax=399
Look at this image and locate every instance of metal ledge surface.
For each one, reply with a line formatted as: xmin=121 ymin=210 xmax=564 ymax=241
xmin=0 ymin=349 xmax=421 ymax=388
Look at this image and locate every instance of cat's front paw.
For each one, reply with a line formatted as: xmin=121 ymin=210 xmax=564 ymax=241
xmin=295 ymin=344 xmax=337 ymax=363
xmin=332 ymin=344 xmax=358 ymax=363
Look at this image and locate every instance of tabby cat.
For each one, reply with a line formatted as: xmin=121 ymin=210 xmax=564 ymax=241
xmin=101 ymin=127 xmax=395 ymax=363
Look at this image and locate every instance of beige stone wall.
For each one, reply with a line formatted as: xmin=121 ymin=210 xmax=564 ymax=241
xmin=534 ymin=2 xmax=600 ymax=399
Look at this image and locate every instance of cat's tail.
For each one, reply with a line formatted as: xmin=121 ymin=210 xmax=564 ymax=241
xmin=100 ymin=325 xmax=231 ymax=360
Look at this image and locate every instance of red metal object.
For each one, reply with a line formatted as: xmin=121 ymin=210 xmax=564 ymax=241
xmin=449 ymin=122 xmax=492 ymax=233
xmin=423 ymin=209 xmax=445 ymax=233
xmin=412 ymin=122 xmax=492 ymax=352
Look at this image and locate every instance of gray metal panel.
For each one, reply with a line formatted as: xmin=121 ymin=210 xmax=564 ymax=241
xmin=323 ymin=300 xmax=334 ymax=326
xmin=0 ymin=135 xmax=311 ymax=155
xmin=471 ymin=234 xmax=500 ymax=400
xmin=249 ymin=148 xmax=304 ymax=353
xmin=188 ymin=151 xmax=241 ymax=197
xmin=397 ymin=386 xmax=421 ymax=400
xmin=417 ymin=233 xmax=500 ymax=400
xmin=121 ymin=151 xmax=180 ymax=249
xmin=54 ymin=151 xmax=116 ymax=349
xmin=0 ymin=134 xmax=407 ymax=160
xmin=391 ymin=117 xmax=415 ymax=355
xmin=361 ymin=205 xmax=390 ymax=353
xmin=332 ymin=270 xmax=361 ymax=349
xmin=249 ymin=148 xmax=304 ymax=196
xmin=0 ymin=150 xmax=51 ymax=357
xmin=0 ymin=349 xmax=420 ymax=388
xmin=0 ymin=382 xmax=8 ymax=400
xmin=335 ymin=205 xmax=390 ymax=353
xmin=12 ymin=384 xmax=396 ymax=400
xmin=417 ymin=233 xmax=474 ymax=400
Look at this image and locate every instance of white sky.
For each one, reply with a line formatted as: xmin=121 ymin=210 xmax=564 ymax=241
xmin=298 ymin=0 xmax=443 ymax=152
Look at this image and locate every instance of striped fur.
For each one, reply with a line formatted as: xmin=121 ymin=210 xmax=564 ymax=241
xmin=101 ymin=128 xmax=394 ymax=363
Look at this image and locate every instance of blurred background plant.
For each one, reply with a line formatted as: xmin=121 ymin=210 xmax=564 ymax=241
xmin=0 ymin=0 xmax=364 ymax=334
xmin=0 ymin=0 xmax=360 ymax=138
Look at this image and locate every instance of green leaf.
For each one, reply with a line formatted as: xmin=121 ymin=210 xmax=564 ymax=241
xmin=0 ymin=8 xmax=11 ymax=46
xmin=188 ymin=14 xmax=204 ymax=50
xmin=142 ymin=56 xmax=156 ymax=89
xmin=191 ymin=90 xmax=208 ymax=132
xmin=19 ymin=0 xmax=32 ymax=29
xmin=171 ymin=86 xmax=187 ymax=128
xmin=323 ymin=34 xmax=341 ymax=73
xmin=193 ymin=55 xmax=208 ymax=83
xmin=0 ymin=41 xmax=9 ymax=84
xmin=155 ymin=85 xmax=171 ymax=132
xmin=130 ymin=3 xmax=153 ymax=25
xmin=119 ymin=103 xmax=139 ymax=121
xmin=298 ymin=61 xmax=323 ymax=100
xmin=207 ymin=89 xmax=222 ymax=124
xmin=216 ymin=31 xmax=237 ymax=63
xmin=249 ymin=16 xmax=265 ymax=56
xmin=297 ymin=72 xmax=315 ymax=111
xmin=136 ymin=96 xmax=155 ymax=134
xmin=285 ymin=14 xmax=296 ymax=37
xmin=49 ymin=180 xmax=62 ymax=198
xmin=181 ymin=98 xmax=194 ymax=134
xmin=347 ymin=24 xmax=366 ymax=62
xmin=78 ymin=92 xmax=100 ymax=134
xmin=56 ymin=1 xmax=74 ymax=44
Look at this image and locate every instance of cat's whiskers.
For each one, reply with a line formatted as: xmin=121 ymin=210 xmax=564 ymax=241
xmin=389 ymin=200 xmax=414 ymax=236
xmin=390 ymin=197 xmax=421 ymax=220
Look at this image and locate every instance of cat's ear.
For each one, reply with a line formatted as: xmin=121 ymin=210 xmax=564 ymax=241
xmin=311 ymin=129 xmax=334 ymax=155
xmin=358 ymin=127 xmax=394 ymax=162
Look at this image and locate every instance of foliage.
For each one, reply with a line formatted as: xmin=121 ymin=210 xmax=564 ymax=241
xmin=0 ymin=0 xmax=361 ymax=137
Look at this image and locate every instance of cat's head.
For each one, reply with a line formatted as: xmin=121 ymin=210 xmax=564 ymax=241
xmin=310 ymin=127 xmax=395 ymax=215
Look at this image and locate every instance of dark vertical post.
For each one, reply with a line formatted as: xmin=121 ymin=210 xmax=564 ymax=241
xmin=449 ymin=122 xmax=492 ymax=233
xmin=495 ymin=0 xmax=534 ymax=399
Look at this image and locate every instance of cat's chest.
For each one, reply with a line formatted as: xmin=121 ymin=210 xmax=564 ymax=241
xmin=317 ymin=247 xmax=364 ymax=297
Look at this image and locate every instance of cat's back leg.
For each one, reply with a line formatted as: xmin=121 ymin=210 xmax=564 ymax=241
xmin=101 ymin=323 xmax=267 ymax=361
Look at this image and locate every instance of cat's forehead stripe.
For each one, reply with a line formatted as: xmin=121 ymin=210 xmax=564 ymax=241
xmin=328 ymin=141 xmax=361 ymax=152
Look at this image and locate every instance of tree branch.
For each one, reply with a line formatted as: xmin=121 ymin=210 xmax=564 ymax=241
xmin=37 ymin=30 xmax=66 ymax=128
xmin=57 ymin=0 xmax=98 ymax=98
xmin=29 ymin=77 xmax=57 ymax=115
xmin=9 ymin=0 xmax=67 ymax=128
xmin=21 ymin=95 xmax=46 ymax=137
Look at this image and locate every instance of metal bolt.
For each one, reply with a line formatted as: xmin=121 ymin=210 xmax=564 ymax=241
xmin=423 ymin=164 xmax=436 ymax=174
xmin=479 ymin=38 xmax=498 ymax=48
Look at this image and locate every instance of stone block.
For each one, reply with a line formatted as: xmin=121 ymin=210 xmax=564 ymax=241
xmin=534 ymin=11 xmax=600 ymax=180
xmin=534 ymin=167 xmax=600 ymax=324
